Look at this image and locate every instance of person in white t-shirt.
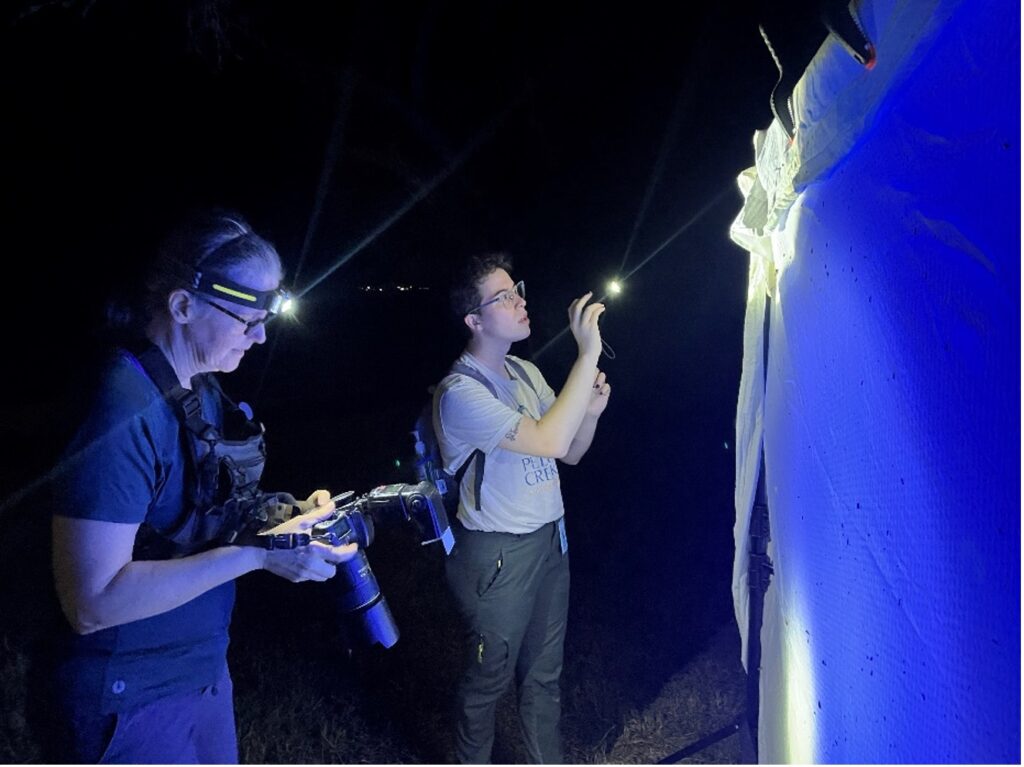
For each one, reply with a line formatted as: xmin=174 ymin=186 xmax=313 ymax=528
xmin=433 ymin=253 xmax=611 ymax=763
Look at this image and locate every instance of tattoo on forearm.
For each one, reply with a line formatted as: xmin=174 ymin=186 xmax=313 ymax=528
xmin=505 ymin=419 xmax=521 ymax=442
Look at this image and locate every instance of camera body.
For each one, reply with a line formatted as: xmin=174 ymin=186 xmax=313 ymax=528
xmin=310 ymin=481 xmax=453 ymax=649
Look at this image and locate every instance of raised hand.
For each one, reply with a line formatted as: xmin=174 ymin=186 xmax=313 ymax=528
xmin=568 ymin=291 xmax=605 ymax=361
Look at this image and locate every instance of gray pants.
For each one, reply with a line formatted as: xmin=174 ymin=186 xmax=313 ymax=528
xmin=445 ymin=518 xmax=570 ymax=764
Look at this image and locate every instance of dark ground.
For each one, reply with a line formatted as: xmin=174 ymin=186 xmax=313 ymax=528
xmin=0 ymin=1 xmax=779 ymax=762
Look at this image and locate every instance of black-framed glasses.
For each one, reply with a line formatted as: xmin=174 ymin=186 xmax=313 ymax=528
xmin=469 ymin=280 xmax=526 ymax=314
xmin=196 ymin=294 xmax=271 ymax=333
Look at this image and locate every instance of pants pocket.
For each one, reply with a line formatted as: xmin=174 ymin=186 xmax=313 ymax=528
xmin=97 ymin=710 xmax=129 ymax=764
xmin=471 ymin=631 xmax=510 ymax=679
xmin=476 ymin=548 xmax=504 ymax=597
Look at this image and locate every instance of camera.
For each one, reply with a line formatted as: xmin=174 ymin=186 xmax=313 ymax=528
xmin=309 ymin=481 xmax=454 ymax=649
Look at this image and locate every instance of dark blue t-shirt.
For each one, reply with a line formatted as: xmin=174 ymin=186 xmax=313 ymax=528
xmin=53 ymin=349 xmax=235 ymax=713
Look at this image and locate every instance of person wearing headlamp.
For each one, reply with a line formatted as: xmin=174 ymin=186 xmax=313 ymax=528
xmin=45 ymin=209 xmax=355 ymax=764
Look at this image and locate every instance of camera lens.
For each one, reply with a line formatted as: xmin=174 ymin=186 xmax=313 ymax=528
xmin=334 ymin=549 xmax=400 ymax=648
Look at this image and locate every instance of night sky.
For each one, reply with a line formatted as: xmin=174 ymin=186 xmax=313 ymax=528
xmin=3 ymin=0 xmax=781 ymax=643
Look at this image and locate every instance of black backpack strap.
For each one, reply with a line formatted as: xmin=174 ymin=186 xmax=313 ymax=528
xmin=449 ymin=362 xmax=495 ymax=511
xmin=447 ymin=358 xmax=539 ymax=512
xmin=452 ymin=448 xmax=484 ymax=510
xmin=504 ymin=357 xmax=539 ymax=397
xmin=130 ymin=344 xmax=216 ymax=441
xmin=450 ymin=362 xmax=498 ymax=397
xmin=127 ymin=344 xmax=221 ymax=512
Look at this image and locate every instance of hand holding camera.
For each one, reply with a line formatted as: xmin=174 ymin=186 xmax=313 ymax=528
xmin=261 ymin=489 xmax=359 ymax=583
xmin=242 ymin=482 xmax=452 ymax=648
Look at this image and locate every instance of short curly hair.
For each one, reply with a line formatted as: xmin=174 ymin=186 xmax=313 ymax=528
xmin=449 ymin=252 xmax=513 ymax=318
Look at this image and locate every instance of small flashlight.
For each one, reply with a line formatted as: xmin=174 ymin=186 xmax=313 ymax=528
xmin=606 ymin=279 xmax=623 ymax=296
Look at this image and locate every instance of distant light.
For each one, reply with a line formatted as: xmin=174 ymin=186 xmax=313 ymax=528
xmin=358 ymin=284 xmax=427 ymax=293
xmin=724 ymin=441 xmax=730 ymax=450
xmin=606 ymin=280 xmax=623 ymax=296
xmin=394 ymin=459 xmax=401 ymax=468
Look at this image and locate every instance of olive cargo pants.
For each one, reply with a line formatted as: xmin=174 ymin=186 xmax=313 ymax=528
xmin=445 ymin=518 xmax=570 ymax=764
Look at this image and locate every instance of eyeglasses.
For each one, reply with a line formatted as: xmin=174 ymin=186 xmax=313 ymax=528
xmin=469 ymin=280 xmax=525 ymax=314
xmin=196 ymin=294 xmax=272 ymax=333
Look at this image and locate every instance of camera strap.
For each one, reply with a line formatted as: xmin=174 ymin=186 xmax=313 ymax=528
xmin=234 ymin=530 xmax=352 ymax=550
xmin=233 ymin=531 xmax=313 ymax=549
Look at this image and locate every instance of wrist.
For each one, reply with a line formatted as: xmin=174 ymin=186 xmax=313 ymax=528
xmin=223 ymin=543 xmax=268 ymax=575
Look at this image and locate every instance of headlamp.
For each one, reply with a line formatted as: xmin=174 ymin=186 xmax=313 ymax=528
xmin=191 ymin=270 xmax=292 ymax=314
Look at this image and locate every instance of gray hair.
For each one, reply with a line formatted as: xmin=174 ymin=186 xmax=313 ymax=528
xmin=107 ymin=208 xmax=283 ymax=333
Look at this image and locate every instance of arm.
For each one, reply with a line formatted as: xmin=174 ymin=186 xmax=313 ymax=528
xmin=498 ymin=292 xmax=605 ymax=459
xmin=53 ymin=490 xmax=357 ymax=635
xmin=561 ymin=369 xmax=611 ymax=465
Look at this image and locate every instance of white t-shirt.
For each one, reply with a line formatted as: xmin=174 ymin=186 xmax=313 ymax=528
xmin=434 ymin=351 xmax=565 ymax=534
